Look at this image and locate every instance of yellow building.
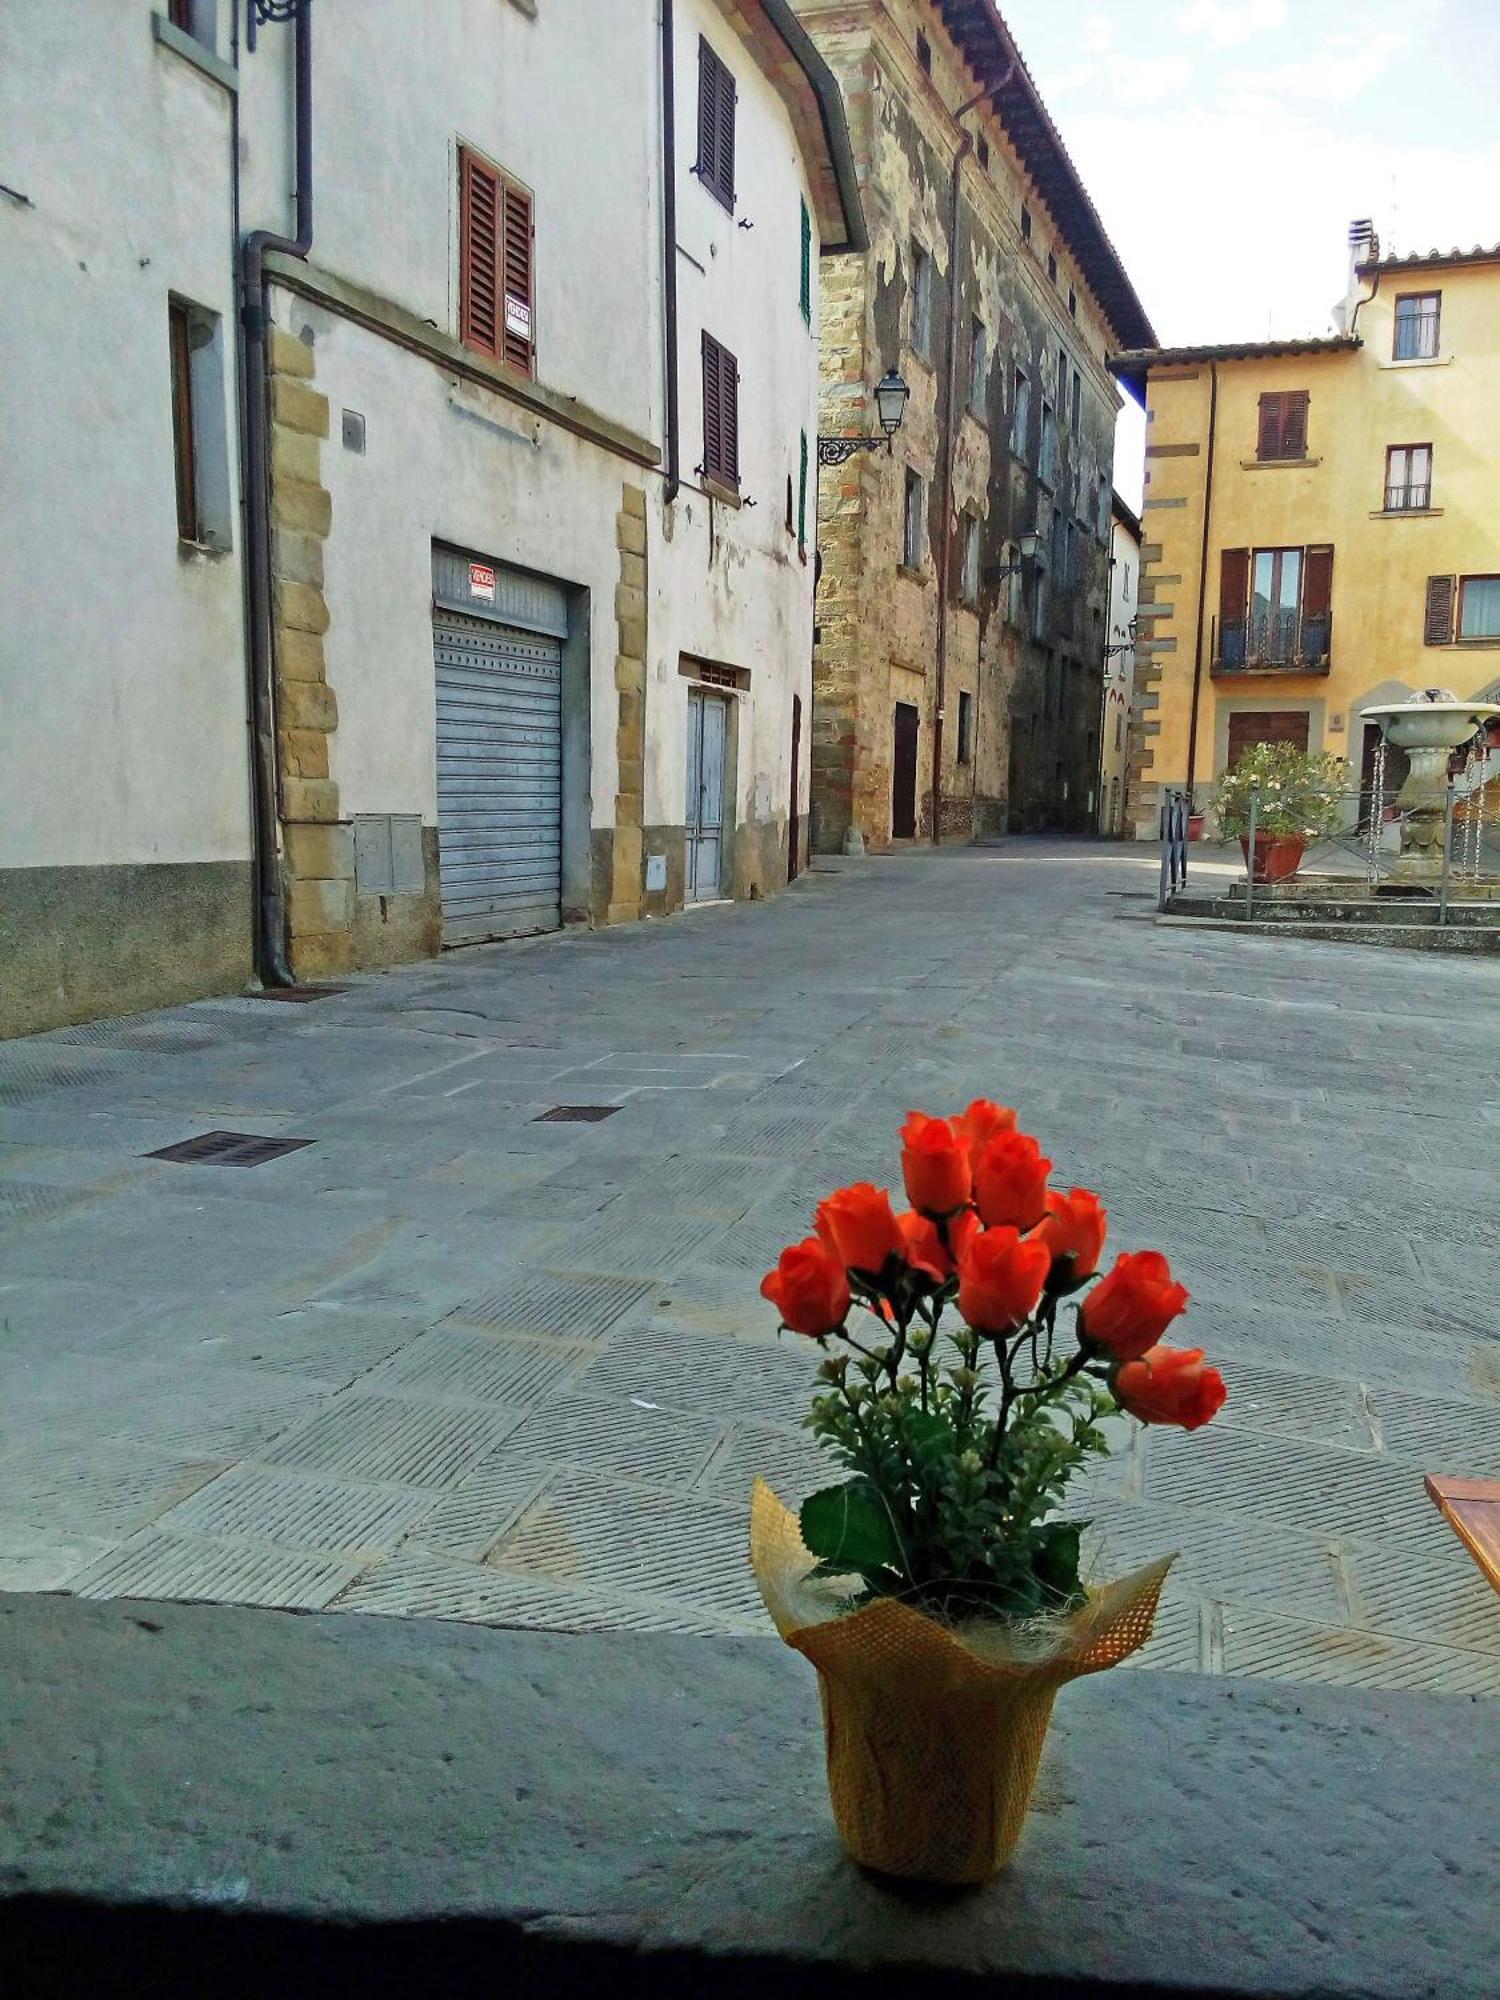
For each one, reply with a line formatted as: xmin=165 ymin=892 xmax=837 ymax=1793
xmin=1112 ymin=230 xmax=1500 ymax=839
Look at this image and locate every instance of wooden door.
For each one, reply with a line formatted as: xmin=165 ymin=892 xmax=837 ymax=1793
xmin=892 ymin=702 xmax=919 ymax=839
xmin=1226 ymin=709 xmax=1309 ymax=770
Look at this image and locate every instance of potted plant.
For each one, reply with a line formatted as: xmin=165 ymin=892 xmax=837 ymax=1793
xmin=755 ymin=1104 xmax=1226 ymax=1884
xmin=1213 ymin=741 xmax=1347 ymax=882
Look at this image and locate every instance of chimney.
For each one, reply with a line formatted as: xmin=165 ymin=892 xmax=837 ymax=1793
xmin=1334 ymin=218 xmax=1380 ymax=331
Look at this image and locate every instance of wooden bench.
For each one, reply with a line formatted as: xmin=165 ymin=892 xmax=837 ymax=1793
xmin=1426 ymin=1475 xmax=1500 ymax=1593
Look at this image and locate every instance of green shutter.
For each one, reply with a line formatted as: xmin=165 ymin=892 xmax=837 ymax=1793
xmin=799 ymin=198 xmax=811 ymax=323
xmin=798 ymin=429 xmax=808 ymax=555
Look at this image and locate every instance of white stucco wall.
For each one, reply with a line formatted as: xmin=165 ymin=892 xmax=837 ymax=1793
xmin=1099 ymin=511 xmax=1139 ymax=834
xmin=0 ymin=0 xmax=250 ymax=869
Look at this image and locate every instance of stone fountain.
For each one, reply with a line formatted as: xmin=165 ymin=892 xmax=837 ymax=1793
xmin=1361 ymin=688 xmax=1500 ymax=881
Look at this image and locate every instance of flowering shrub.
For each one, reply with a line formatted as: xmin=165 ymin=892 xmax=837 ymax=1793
xmin=1213 ymin=741 xmax=1347 ymax=839
xmin=760 ymin=1103 xmax=1226 ymax=1626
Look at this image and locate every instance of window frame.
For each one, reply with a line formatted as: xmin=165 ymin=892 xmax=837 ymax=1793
xmin=968 ymin=316 xmax=987 ymax=415
xmin=458 ymin=145 xmax=536 ymax=377
xmin=1039 ymin=399 xmax=1056 ymax=486
xmin=700 ymin=329 xmax=740 ymax=492
xmin=1383 ymin=443 xmax=1432 ymax=512
xmin=1458 ymin=575 xmax=1500 ymax=641
xmin=956 ymin=689 xmax=974 ymax=765
xmin=168 ymin=298 xmax=198 ymax=544
xmin=1011 ymin=368 xmax=1031 ymax=458
xmin=1256 ymin=389 xmax=1310 ymax=462
xmin=961 ymin=512 xmax=980 ymax=606
xmin=910 ymin=242 xmax=933 ymax=363
xmin=695 ymin=35 xmax=737 ymax=212
xmin=1393 ymin=291 xmax=1440 ymax=362
xmin=902 ymin=467 xmax=925 ymax=571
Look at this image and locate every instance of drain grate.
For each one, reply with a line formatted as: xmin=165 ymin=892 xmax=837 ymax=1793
xmin=145 ymin=1131 xmax=316 ymax=1168
xmin=249 ymin=985 xmax=347 ymax=1003
xmin=534 ymin=1105 xmax=620 ymax=1123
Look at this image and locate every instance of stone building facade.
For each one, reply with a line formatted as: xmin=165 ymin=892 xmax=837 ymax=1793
xmin=794 ymin=0 xmax=1155 ymax=848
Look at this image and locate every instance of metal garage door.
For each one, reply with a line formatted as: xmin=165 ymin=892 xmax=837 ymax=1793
xmin=433 ymin=609 xmax=562 ymax=944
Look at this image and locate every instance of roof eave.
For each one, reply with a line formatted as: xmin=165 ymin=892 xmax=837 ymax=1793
xmin=761 ymin=0 xmax=868 ymax=255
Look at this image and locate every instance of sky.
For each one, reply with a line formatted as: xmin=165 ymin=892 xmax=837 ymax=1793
xmin=998 ymin=0 xmax=1500 ymax=508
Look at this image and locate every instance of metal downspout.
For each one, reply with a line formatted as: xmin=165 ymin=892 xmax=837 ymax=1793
xmin=932 ymin=70 xmax=1011 ymax=845
xmin=660 ymin=0 xmax=680 ymax=505
xmin=240 ymin=0 xmax=314 ymax=987
xmin=1184 ymin=358 xmax=1218 ymax=811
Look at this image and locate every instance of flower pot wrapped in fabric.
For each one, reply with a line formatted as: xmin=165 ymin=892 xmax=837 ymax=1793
xmin=752 ymin=1481 xmax=1172 ymax=1883
xmin=756 ymin=1104 xmax=1227 ymax=1885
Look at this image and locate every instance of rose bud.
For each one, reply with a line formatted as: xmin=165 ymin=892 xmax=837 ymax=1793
xmin=760 ymin=1238 xmax=851 ymax=1338
xmin=956 ymin=1097 xmax=1018 ymax=1168
xmin=1032 ymin=1187 xmax=1107 ymax=1291
xmin=957 ymin=1224 xmax=1052 ymax=1333
xmin=1113 ymin=1344 xmax=1227 ymax=1431
xmin=814 ymin=1183 xmax=905 ymax=1276
xmin=972 ymin=1131 xmax=1051 ymax=1230
xmin=899 ymin=1111 xmax=972 ymax=1217
xmin=1080 ymin=1250 xmax=1190 ymax=1361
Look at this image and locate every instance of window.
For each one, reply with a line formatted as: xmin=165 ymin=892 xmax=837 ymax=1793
xmin=1020 ymin=203 xmax=1032 ymax=242
xmin=1256 ymin=389 xmax=1309 ymax=461
xmin=1039 ymin=400 xmax=1056 ymax=485
xmin=968 ymin=316 xmax=987 ymax=414
xmin=1031 ymin=564 xmax=1049 ymax=641
xmin=167 ymin=297 xmax=230 ymax=550
xmin=696 ymin=36 xmax=736 ymax=210
xmin=1051 ymin=508 xmax=1067 ymax=584
xmin=1218 ymin=544 xmax=1333 ymax=665
xmin=1070 ymin=367 xmax=1082 ymax=432
xmin=1459 ymin=576 xmax=1500 ymax=640
xmin=961 ymin=514 xmax=980 ymax=604
xmin=797 ymin=429 xmax=808 ymax=559
xmin=910 ymin=243 xmax=933 ymax=361
xmin=1384 ymin=443 xmax=1432 ymax=510
xmin=1011 ymin=369 xmax=1031 ymax=456
xmin=459 ymin=147 xmax=535 ymax=375
xmin=1393 ymin=291 xmax=1440 ymax=361
xmin=956 ymin=690 xmax=974 ymax=764
xmin=700 ymin=330 xmax=739 ymax=490
xmin=977 ymin=136 xmax=990 ymax=170
xmin=785 ymin=476 xmax=794 ymax=535
xmin=168 ymin=0 xmax=216 ymax=42
xmin=916 ymin=30 xmax=932 ymax=74
xmin=903 ymin=468 xmax=925 ymax=569
xmin=1047 ymin=251 xmax=1058 ymax=285
xmin=1000 ymin=543 xmax=1021 ymax=626
xmin=799 ymin=198 xmax=812 ymax=323
xmin=1068 ymin=287 xmax=1077 ymax=320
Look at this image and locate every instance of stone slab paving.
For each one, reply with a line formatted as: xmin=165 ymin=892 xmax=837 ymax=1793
xmin=2 ymin=842 xmax=1500 ymax=1693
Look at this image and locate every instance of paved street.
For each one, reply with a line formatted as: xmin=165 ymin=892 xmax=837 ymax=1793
xmin=3 ymin=843 xmax=1499 ymax=1692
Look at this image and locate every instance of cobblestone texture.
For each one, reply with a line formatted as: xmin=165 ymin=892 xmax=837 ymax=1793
xmin=2 ymin=843 xmax=1498 ymax=1690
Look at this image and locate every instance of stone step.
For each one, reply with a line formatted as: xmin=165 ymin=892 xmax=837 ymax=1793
xmin=1157 ymin=913 xmax=1500 ymax=952
xmin=1167 ymin=895 xmax=1500 ymax=928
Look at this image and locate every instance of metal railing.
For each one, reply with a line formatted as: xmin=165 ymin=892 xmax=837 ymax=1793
xmin=1157 ymin=790 xmax=1189 ymax=912
xmin=1215 ymin=609 xmax=1332 ymax=673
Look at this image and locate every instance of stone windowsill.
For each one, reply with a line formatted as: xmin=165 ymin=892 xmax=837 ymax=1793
xmin=702 ymin=475 xmax=742 ymax=510
xmin=1369 ymin=507 xmax=1444 ymax=519
xmin=896 ymin=563 xmax=930 ymax=585
xmin=177 ymin=536 xmax=232 ymax=561
xmin=1379 ymin=354 xmax=1452 ymax=370
xmin=1238 ymin=456 xmax=1323 ymax=471
xmin=151 ymin=12 xmax=238 ymax=92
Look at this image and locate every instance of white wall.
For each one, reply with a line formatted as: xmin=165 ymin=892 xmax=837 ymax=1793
xmin=0 ymin=0 xmax=250 ymax=868
xmin=1099 ymin=513 xmax=1139 ymax=833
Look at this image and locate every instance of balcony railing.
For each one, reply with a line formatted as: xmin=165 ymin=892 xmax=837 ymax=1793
xmin=1383 ymin=482 xmax=1432 ymax=512
xmin=1214 ymin=608 xmax=1331 ymax=674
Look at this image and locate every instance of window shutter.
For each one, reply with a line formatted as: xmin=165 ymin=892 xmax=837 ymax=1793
xmin=702 ymin=331 xmax=722 ymax=481
xmin=1281 ymin=391 xmax=1309 ymax=458
xmin=1219 ymin=548 xmax=1248 ymax=647
xmin=1302 ymin=544 xmax=1333 ymax=617
xmin=798 ymin=429 xmax=808 ymax=554
xmin=1256 ymin=392 xmax=1281 ymax=459
xmin=701 ymin=332 xmax=738 ymax=489
xmin=716 ymin=56 xmax=736 ymax=205
xmin=697 ymin=39 xmax=735 ymax=209
xmin=720 ymin=344 xmax=738 ymax=485
xmin=799 ymin=199 xmax=812 ymax=323
xmin=459 ymin=149 xmax=501 ymax=359
xmin=1424 ymin=574 xmax=1456 ymax=646
xmin=501 ymin=182 xmax=534 ymax=375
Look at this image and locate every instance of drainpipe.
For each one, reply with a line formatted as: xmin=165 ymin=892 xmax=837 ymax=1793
xmin=239 ymin=0 xmax=315 ymax=987
xmin=931 ymin=69 xmax=1011 ymax=845
xmin=659 ymin=0 xmax=680 ymax=504
xmin=1183 ymin=358 xmax=1218 ymax=811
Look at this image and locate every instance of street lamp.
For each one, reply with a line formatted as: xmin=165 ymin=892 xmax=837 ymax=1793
xmin=989 ymin=527 xmax=1042 ymax=580
xmin=817 ymin=369 xmax=910 ymax=464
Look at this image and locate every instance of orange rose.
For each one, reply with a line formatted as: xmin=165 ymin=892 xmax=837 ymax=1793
xmin=972 ymin=1132 xmax=1051 ymax=1230
xmin=1080 ymin=1250 xmax=1189 ymax=1361
xmin=896 ymin=1206 xmax=981 ymax=1284
xmin=760 ymin=1238 xmax=851 ymax=1337
xmin=815 ymin=1183 xmax=905 ymax=1275
xmin=956 ymin=1097 xmax=1018 ymax=1168
xmin=1033 ymin=1187 xmax=1107 ymax=1284
xmin=957 ymin=1225 xmax=1051 ymax=1333
xmin=899 ymin=1112 xmax=972 ymax=1216
xmin=1114 ymin=1344 xmax=1226 ymax=1430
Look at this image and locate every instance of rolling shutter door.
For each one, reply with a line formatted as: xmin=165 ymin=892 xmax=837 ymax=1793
xmin=433 ymin=610 xmax=561 ymax=944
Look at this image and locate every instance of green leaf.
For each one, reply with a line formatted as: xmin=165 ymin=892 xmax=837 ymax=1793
xmin=800 ymin=1481 xmax=904 ymax=1571
xmin=1031 ymin=1520 xmax=1084 ymax=1604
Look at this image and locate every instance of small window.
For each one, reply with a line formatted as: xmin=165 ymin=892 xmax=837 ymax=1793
xmin=168 ymin=299 xmax=198 ymax=542
xmin=1070 ymin=367 xmax=1082 ymax=432
xmin=459 ymin=147 xmax=535 ymax=376
xmin=1039 ymin=400 xmax=1056 ymax=485
xmin=1011 ymin=369 xmax=1030 ymax=456
xmin=797 ymin=429 xmax=808 ymax=558
xmin=1256 ymin=389 xmax=1309 ymax=461
xmin=903 ymin=468 xmax=924 ymax=569
xmin=1047 ymin=251 xmax=1058 ymax=285
xmin=167 ymin=297 xmax=230 ymax=550
xmin=701 ymin=330 xmax=739 ymax=490
xmin=977 ymin=136 xmax=990 ymax=170
xmin=168 ymin=0 xmax=215 ymax=43
xmin=968 ymin=316 xmax=987 ymax=415
xmin=1031 ymin=564 xmax=1049 ymax=641
xmin=1020 ymin=203 xmax=1032 ymax=242
xmin=961 ymin=514 xmax=980 ymax=604
xmin=910 ymin=243 xmax=933 ymax=362
xmin=799 ymin=197 xmax=812 ymax=323
xmin=916 ymin=30 xmax=932 ymax=74
xmin=1001 ymin=543 xmax=1022 ymax=626
xmin=956 ymin=690 xmax=974 ymax=764
xmin=785 ymin=475 xmax=794 ymax=535
xmin=1068 ymin=287 xmax=1077 ymax=319
xmin=696 ymin=36 xmax=736 ymax=211
xmin=1393 ymin=291 xmax=1440 ymax=361
xmin=1459 ymin=576 xmax=1500 ymax=640
xmin=1384 ymin=444 xmax=1432 ymax=511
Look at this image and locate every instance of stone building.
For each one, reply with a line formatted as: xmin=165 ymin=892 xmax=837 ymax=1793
xmin=0 ymin=0 xmax=862 ymax=1036
xmin=1112 ymin=223 xmax=1500 ymax=840
xmin=1098 ymin=492 xmax=1141 ymax=836
xmin=792 ymin=0 xmax=1155 ymax=849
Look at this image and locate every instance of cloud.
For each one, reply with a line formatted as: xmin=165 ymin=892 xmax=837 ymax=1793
xmin=1228 ymin=28 xmax=1408 ymax=102
xmin=1177 ymin=0 xmax=1286 ymax=46
xmin=1082 ymin=12 xmax=1114 ymax=57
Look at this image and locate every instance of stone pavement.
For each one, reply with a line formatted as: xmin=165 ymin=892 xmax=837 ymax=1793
xmin=2 ymin=841 xmax=1499 ymax=1692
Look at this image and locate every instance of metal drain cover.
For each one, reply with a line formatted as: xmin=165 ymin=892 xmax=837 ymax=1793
xmin=146 ymin=1131 xmax=316 ymax=1168
xmin=534 ymin=1105 xmax=620 ymax=1123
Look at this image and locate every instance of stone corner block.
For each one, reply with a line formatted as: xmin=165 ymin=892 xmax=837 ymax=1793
xmin=269 ymin=326 xmax=316 ymax=380
xmin=272 ymin=478 xmax=333 ymax=539
xmin=275 ymin=578 xmax=331 ymax=636
xmin=290 ymin=929 xmax=356 ymax=978
xmin=281 ymin=776 xmax=341 ymax=823
xmin=615 ymin=511 xmax=647 ymax=557
xmin=620 ymin=485 xmax=647 ymax=519
xmin=288 ymin=876 xmax=354 ymax=937
xmin=285 ymin=821 xmax=355 ymax=882
xmin=271 ymin=377 xmax=331 ymax=439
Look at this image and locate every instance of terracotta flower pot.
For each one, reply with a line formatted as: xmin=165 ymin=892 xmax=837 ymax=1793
xmin=1187 ymin=812 xmax=1207 ymax=842
xmin=1240 ymin=832 xmax=1306 ymax=883
xmin=750 ymin=1482 xmax=1172 ymax=1884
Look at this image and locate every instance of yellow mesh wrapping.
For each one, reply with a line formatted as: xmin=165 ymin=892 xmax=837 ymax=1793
xmin=750 ymin=1479 xmax=1173 ymax=1883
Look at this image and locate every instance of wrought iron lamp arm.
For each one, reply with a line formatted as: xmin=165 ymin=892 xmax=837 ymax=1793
xmin=816 ymin=434 xmax=893 ymax=466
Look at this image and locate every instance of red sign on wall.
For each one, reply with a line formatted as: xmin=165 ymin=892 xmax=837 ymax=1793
xmin=468 ymin=563 xmax=496 ymax=603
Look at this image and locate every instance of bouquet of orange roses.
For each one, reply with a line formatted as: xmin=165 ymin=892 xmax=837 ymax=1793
xmin=751 ymin=1100 xmax=1227 ymax=1882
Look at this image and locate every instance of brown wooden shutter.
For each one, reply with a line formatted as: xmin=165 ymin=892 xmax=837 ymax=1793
xmin=459 ymin=150 xmax=501 ymax=359
xmin=697 ymin=38 xmax=735 ymax=209
xmin=1302 ymin=544 xmax=1333 ymax=616
xmin=1256 ymin=392 xmax=1283 ymax=460
xmin=702 ymin=331 xmax=722 ymax=482
xmin=701 ymin=332 xmax=738 ymax=489
xmin=1281 ymin=391 xmax=1309 ymax=458
xmin=1424 ymin=573 xmax=1456 ymax=645
xmin=1219 ymin=547 xmax=1249 ymax=625
xmin=501 ymin=182 xmax=534 ymax=376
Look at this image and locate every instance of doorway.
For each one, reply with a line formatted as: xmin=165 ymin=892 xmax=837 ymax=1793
xmin=788 ymin=694 xmax=802 ymax=882
xmin=892 ymin=702 xmax=919 ymax=839
xmin=686 ymin=687 xmax=730 ymax=901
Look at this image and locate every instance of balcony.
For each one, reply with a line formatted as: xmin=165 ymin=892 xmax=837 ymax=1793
xmin=1213 ymin=608 xmax=1331 ymax=676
